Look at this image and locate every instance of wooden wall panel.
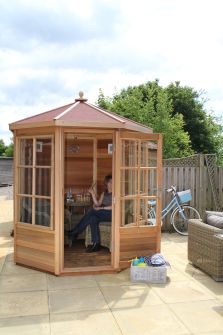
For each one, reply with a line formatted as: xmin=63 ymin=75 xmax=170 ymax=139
xmin=15 ymin=225 xmax=55 ymax=273
xmin=64 ymin=158 xmax=93 ymax=190
xmin=119 ymin=227 xmax=158 ymax=268
xmin=97 ymin=157 xmax=112 ymax=194
xmin=64 ymin=138 xmax=94 ymax=190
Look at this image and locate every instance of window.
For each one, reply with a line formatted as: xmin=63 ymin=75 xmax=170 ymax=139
xmin=120 ymin=139 xmax=158 ymax=227
xmin=17 ymin=136 xmax=53 ymax=228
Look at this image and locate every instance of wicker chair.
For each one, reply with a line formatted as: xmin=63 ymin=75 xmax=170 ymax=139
xmin=85 ymin=222 xmax=111 ymax=251
xmin=188 ymin=219 xmax=223 ymax=281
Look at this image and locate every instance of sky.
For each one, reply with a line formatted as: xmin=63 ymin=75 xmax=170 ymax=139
xmin=0 ymin=0 xmax=223 ymax=144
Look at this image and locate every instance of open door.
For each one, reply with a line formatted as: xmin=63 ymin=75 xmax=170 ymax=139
xmin=63 ymin=133 xmax=113 ymax=270
xmin=117 ymin=131 xmax=162 ymax=269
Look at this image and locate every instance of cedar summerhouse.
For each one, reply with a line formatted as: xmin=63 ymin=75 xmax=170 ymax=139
xmin=9 ymin=92 xmax=162 ymax=275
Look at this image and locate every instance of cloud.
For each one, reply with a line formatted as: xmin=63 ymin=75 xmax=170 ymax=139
xmin=0 ymin=0 xmax=223 ymax=145
xmin=0 ymin=0 xmax=120 ymax=50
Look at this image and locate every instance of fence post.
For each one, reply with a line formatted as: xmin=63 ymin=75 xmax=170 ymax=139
xmin=199 ymin=154 xmax=205 ymax=218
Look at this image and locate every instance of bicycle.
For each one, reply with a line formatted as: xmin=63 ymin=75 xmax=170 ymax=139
xmin=148 ymin=186 xmax=201 ymax=235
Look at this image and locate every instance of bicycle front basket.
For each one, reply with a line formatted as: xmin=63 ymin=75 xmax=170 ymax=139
xmin=177 ymin=189 xmax=192 ymax=204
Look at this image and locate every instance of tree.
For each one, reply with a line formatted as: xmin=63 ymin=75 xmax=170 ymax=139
xmin=166 ymin=82 xmax=223 ymax=155
xmin=0 ymin=139 xmax=6 ymax=156
xmin=5 ymin=142 xmax=14 ymax=157
xmin=97 ymin=81 xmax=193 ymax=159
xmin=97 ymin=80 xmax=223 ymax=163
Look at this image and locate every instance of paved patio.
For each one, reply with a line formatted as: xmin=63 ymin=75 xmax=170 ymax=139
xmin=0 ymin=197 xmax=223 ymax=335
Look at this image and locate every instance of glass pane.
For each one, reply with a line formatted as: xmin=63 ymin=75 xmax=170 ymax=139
xmin=20 ymin=139 xmax=33 ymax=165
xmin=140 ymin=169 xmax=157 ymax=196
xmin=35 ymin=198 xmax=51 ymax=227
xmin=141 ymin=141 xmax=157 ymax=167
xmin=140 ymin=198 xmax=157 ymax=226
xmin=19 ymin=168 xmax=32 ymax=195
xmin=120 ymin=199 xmax=137 ymax=226
xmin=147 ymin=199 xmax=157 ymax=226
xmin=121 ymin=170 xmax=138 ymax=196
xmin=121 ymin=140 xmax=138 ymax=167
xmin=36 ymin=168 xmax=51 ymax=196
xmin=19 ymin=197 xmax=32 ymax=224
xmin=36 ymin=138 xmax=52 ymax=166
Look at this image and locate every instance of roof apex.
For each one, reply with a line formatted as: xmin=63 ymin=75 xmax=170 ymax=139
xmin=75 ymin=91 xmax=88 ymax=102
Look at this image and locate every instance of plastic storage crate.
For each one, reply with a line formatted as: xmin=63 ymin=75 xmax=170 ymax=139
xmin=130 ymin=264 xmax=167 ymax=283
xmin=177 ymin=189 xmax=192 ymax=204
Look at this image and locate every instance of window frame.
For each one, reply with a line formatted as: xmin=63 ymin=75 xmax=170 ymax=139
xmin=120 ymin=137 xmax=159 ymax=227
xmin=16 ymin=135 xmax=54 ymax=229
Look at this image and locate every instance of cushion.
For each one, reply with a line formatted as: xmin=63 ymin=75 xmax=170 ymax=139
xmin=206 ymin=214 xmax=223 ymax=229
xmin=206 ymin=211 xmax=223 ymax=217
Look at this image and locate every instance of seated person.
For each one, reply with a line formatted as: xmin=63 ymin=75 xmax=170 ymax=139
xmin=67 ymin=175 xmax=112 ymax=252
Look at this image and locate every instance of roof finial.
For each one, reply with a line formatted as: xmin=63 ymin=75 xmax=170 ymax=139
xmin=75 ymin=91 xmax=88 ymax=102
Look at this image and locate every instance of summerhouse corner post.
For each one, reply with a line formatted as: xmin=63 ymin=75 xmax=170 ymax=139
xmin=158 ymin=133 xmax=163 ymax=251
xmin=113 ymin=130 xmax=121 ymax=269
xmin=54 ymin=127 xmax=63 ymax=274
xmin=13 ymin=131 xmax=18 ymax=262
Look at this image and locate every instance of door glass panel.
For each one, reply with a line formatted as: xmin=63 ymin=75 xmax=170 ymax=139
xmin=141 ymin=141 xmax=157 ymax=167
xmin=139 ymin=198 xmax=148 ymax=226
xmin=35 ymin=198 xmax=50 ymax=227
xmin=19 ymin=168 xmax=32 ymax=195
xmin=19 ymin=197 xmax=32 ymax=224
xmin=36 ymin=168 xmax=51 ymax=196
xmin=147 ymin=199 xmax=157 ymax=226
xmin=36 ymin=138 xmax=52 ymax=166
xmin=121 ymin=140 xmax=138 ymax=167
xmin=20 ymin=139 xmax=33 ymax=165
xmin=121 ymin=199 xmax=137 ymax=226
xmin=139 ymin=198 xmax=157 ymax=226
xmin=140 ymin=169 xmax=157 ymax=196
xmin=121 ymin=170 xmax=138 ymax=196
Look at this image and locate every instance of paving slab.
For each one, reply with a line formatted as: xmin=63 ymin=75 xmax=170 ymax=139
xmin=0 ymin=291 xmax=49 ymax=318
xmin=169 ymin=300 xmax=223 ymax=333
xmin=101 ymin=284 xmax=164 ymax=310
xmin=50 ymin=310 xmax=122 ymax=335
xmin=0 ymin=273 xmax=47 ymax=293
xmin=152 ymin=279 xmax=215 ymax=304
xmin=49 ymin=287 xmax=109 ymax=314
xmin=0 ymin=315 xmax=50 ymax=335
xmin=112 ymin=304 xmax=190 ymax=335
xmin=47 ymin=274 xmax=98 ymax=290
xmin=1 ymin=260 xmax=41 ymax=275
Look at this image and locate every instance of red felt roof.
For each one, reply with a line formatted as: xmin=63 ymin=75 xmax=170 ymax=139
xmin=9 ymin=99 xmax=152 ymax=133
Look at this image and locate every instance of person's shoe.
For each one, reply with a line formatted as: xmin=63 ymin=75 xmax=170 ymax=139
xmin=86 ymin=242 xmax=101 ymax=253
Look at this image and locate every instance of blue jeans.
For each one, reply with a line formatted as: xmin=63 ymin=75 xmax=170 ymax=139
xmin=72 ymin=208 xmax=112 ymax=244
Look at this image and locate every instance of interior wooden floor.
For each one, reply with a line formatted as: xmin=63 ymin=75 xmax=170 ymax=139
xmin=64 ymin=239 xmax=111 ymax=268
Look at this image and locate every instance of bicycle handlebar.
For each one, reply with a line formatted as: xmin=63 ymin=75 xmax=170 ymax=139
xmin=166 ymin=186 xmax=177 ymax=194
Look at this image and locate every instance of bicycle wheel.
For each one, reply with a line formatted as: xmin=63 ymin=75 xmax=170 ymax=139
xmin=172 ymin=205 xmax=200 ymax=235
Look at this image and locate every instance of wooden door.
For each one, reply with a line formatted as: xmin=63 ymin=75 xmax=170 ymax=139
xmin=117 ymin=132 xmax=162 ymax=268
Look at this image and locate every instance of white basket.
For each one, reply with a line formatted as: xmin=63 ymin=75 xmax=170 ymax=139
xmin=130 ymin=264 xmax=167 ymax=283
xmin=177 ymin=189 xmax=192 ymax=204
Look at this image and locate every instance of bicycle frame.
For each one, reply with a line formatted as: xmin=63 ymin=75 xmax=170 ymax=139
xmin=148 ymin=194 xmax=187 ymax=222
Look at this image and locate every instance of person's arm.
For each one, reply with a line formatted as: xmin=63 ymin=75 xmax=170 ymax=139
xmin=95 ymin=193 xmax=112 ymax=210
xmin=88 ymin=188 xmax=103 ymax=207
